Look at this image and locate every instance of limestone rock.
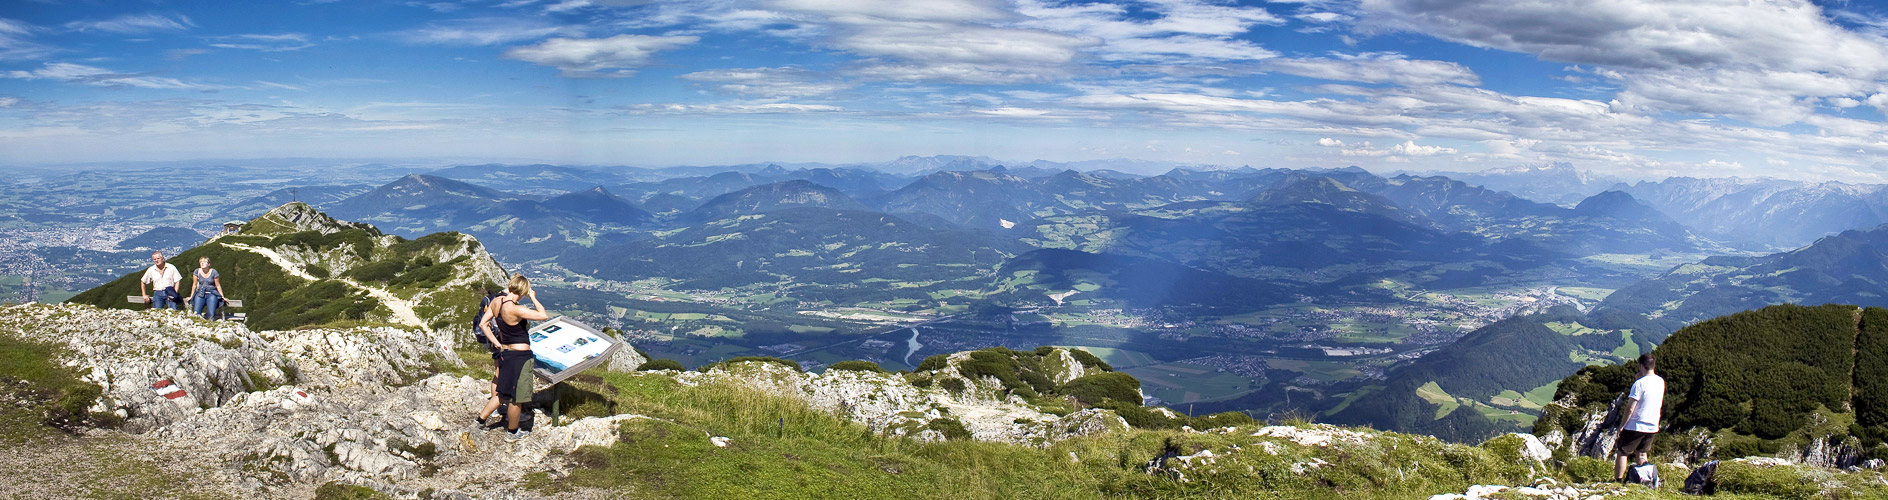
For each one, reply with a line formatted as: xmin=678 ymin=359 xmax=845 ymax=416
xmin=685 ymin=360 xmax=1129 ymax=447
xmin=606 ymin=343 xmax=648 ymax=372
xmin=1252 ymin=424 xmax=1370 ymax=447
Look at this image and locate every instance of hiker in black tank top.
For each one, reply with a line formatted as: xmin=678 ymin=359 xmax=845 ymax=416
xmin=493 ymin=302 xmax=531 ymax=346
xmin=478 ymin=275 xmax=551 ymax=439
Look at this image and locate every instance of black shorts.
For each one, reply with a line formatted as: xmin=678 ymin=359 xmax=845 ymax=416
xmin=495 ymin=350 xmax=536 ymax=402
xmin=1617 ymin=430 xmax=1657 ymax=456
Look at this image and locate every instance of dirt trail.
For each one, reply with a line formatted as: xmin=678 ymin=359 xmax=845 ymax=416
xmin=221 ymin=242 xmax=428 ymax=331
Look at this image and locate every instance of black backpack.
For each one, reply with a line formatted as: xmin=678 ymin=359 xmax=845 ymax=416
xmin=1682 ymin=460 xmax=1719 ymax=495
xmin=471 ymin=292 xmax=507 ymax=347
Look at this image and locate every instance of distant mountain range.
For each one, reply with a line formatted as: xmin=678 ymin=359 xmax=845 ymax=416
xmin=1621 ymin=177 xmax=1888 ymax=249
xmin=1437 ymin=163 xmax=1625 ymax=206
xmin=1591 ymin=222 xmax=1888 ymax=337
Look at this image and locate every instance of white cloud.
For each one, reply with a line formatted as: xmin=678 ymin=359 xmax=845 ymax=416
xmin=1359 ymin=0 xmax=1888 ymax=74
xmin=254 ymin=81 xmax=306 ymax=92
xmin=3 ymin=62 xmax=214 ymax=90
xmin=544 ymin=0 xmax=593 ymax=13
xmin=400 ymin=18 xmax=579 ymax=45
xmin=64 ymin=14 xmax=193 ymax=35
xmin=1316 ymin=137 xmax=1345 ymax=147
xmin=1358 ymin=0 xmax=1888 ymax=125
xmin=1327 ymin=140 xmax=1460 ymax=158
xmin=1265 ymin=55 xmax=1479 ymax=86
xmin=1017 ymin=0 xmax=1285 ymax=62
xmin=0 ymin=18 xmax=55 ymax=61
xmin=680 ymin=67 xmax=852 ymax=97
xmin=768 ymin=0 xmax=1013 ymax=22
xmin=624 ymin=102 xmax=842 ymax=114
xmin=1296 ymin=12 xmax=1351 ymax=23
xmin=209 ymin=34 xmax=314 ymax=52
xmin=503 ymin=34 xmax=699 ymax=78
xmin=165 ymin=48 xmax=208 ymax=61
xmin=1389 ymin=140 xmax=1456 ymax=156
xmin=1481 ymin=138 xmax=1541 ymax=158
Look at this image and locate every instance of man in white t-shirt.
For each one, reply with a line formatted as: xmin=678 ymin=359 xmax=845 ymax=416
xmin=140 ymin=251 xmax=184 ymax=310
xmin=1615 ymin=353 xmax=1664 ymax=482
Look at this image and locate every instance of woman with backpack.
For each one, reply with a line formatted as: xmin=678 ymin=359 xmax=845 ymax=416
xmin=188 ymin=256 xmax=226 ymax=320
xmin=477 ymin=274 xmax=550 ymax=442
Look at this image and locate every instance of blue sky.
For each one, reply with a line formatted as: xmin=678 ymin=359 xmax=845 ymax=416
xmin=6 ymin=0 xmax=1888 ymax=180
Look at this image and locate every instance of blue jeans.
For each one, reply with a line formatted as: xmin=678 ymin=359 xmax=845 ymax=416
xmin=153 ymin=288 xmax=182 ymax=310
xmin=191 ymin=292 xmax=221 ymax=319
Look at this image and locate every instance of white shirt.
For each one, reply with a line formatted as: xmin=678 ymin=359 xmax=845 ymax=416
xmin=1626 ymin=373 xmax=1665 ymax=433
xmin=142 ymin=263 xmax=182 ymax=290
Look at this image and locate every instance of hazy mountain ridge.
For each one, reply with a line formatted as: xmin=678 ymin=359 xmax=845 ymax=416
xmin=682 ymin=180 xmax=870 ymax=222
xmin=1591 ymin=222 xmax=1888 ymax=337
xmin=1622 ymin=177 xmax=1888 ymax=249
xmin=1439 ymin=163 xmax=1626 ymax=206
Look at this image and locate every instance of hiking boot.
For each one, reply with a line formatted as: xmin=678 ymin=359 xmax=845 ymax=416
xmin=506 ymin=429 xmax=529 ymax=443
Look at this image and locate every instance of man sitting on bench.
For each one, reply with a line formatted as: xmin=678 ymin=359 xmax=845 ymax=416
xmin=140 ymin=251 xmax=184 ymax=310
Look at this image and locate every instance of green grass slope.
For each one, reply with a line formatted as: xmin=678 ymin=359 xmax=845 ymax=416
xmin=67 ymin=203 xmax=503 ymax=331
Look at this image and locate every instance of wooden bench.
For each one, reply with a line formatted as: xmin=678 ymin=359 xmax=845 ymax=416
xmin=125 ymin=296 xmax=245 ymax=321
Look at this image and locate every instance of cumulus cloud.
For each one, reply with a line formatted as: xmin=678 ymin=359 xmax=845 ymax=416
xmin=400 ymin=17 xmax=579 ymax=45
xmin=503 ymin=34 xmax=698 ymax=78
xmin=64 ymin=14 xmax=193 ymax=34
xmin=1389 ymin=140 xmax=1456 ymax=156
xmin=3 ymin=62 xmax=214 ymax=90
xmin=1359 ymin=0 xmax=1888 ymax=73
xmin=1358 ymin=0 xmax=1888 ymax=124
xmin=1316 ymin=137 xmax=1345 ymax=147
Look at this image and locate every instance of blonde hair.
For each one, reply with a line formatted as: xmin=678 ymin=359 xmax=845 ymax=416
xmin=506 ymin=274 xmax=532 ymax=297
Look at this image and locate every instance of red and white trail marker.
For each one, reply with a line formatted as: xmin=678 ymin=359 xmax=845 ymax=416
xmin=151 ymin=379 xmax=188 ymax=400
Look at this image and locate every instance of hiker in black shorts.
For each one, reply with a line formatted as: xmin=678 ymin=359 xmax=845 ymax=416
xmin=1616 ymin=354 xmax=1665 ymax=482
xmin=480 ymin=274 xmax=549 ymax=442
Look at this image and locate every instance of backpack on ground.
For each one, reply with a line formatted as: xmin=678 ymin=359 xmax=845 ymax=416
xmin=1626 ymin=462 xmax=1660 ymax=488
xmin=1681 ymin=460 xmax=1719 ymax=495
xmin=471 ymin=292 xmax=507 ymax=349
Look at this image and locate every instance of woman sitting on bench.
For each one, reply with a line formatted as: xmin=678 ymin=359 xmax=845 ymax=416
xmin=188 ymin=256 xmax=226 ymax=320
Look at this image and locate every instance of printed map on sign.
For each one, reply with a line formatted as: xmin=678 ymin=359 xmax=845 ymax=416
xmin=526 ymin=316 xmax=622 ymax=385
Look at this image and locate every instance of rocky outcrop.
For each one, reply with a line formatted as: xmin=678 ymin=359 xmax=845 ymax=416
xmin=3 ymin=303 xmax=648 ymax=498
xmin=152 ymin=374 xmax=642 ymax=496
xmin=1781 ymin=435 xmax=1866 ymax=470
xmin=6 ymin=303 xmax=1129 ymax=497
xmin=0 ymin=304 xmax=455 ymax=433
xmin=606 ymin=344 xmax=648 ymax=372
xmin=672 ymin=360 xmax=1129 ymax=446
xmin=1430 ymin=478 xmax=1627 ymax=500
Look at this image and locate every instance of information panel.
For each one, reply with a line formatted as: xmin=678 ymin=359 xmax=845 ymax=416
xmin=526 ymin=316 xmax=622 ymax=386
